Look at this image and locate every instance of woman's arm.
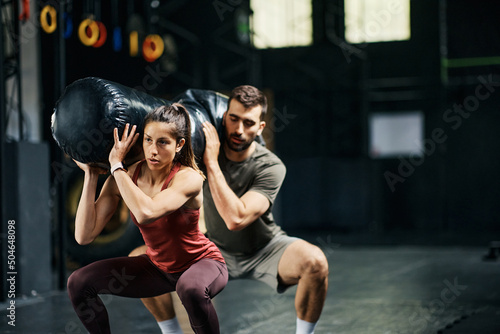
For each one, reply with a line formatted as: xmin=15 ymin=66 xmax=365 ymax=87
xmin=73 ymin=162 xmax=121 ymax=245
xmin=113 ymin=167 xmax=203 ymax=224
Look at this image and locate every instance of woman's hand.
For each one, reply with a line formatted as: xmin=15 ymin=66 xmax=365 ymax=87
xmin=109 ymin=123 xmax=140 ymax=166
xmin=73 ymin=159 xmax=108 ymax=175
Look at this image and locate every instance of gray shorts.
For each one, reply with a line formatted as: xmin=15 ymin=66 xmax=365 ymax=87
xmin=219 ymin=233 xmax=299 ymax=293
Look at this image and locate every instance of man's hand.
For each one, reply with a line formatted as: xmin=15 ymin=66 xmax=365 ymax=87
xmin=202 ymin=121 xmax=221 ymax=167
xmin=109 ymin=123 xmax=139 ymax=166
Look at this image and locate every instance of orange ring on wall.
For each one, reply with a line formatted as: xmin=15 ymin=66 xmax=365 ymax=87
xmin=142 ymin=34 xmax=164 ymax=62
xmin=78 ymin=19 xmax=99 ymax=46
xmin=129 ymin=31 xmax=139 ymax=57
xmin=40 ymin=5 xmax=57 ymax=34
xmin=92 ymin=21 xmax=107 ymax=48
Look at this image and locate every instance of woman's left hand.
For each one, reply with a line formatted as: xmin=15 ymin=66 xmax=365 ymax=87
xmin=109 ymin=123 xmax=140 ymax=166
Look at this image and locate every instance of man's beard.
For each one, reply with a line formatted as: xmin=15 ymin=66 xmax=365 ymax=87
xmin=223 ymin=128 xmax=254 ymax=152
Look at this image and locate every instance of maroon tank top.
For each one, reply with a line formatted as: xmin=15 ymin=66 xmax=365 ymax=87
xmin=130 ymin=160 xmax=224 ymax=273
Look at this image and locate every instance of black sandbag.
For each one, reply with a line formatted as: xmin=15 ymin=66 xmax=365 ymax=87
xmin=171 ymin=88 xmax=229 ymax=160
xmin=51 ymin=77 xmax=167 ymax=164
xmin=51 ymin=77 xmax=264 ymax=167
xmin=51 ymin=77 xmax=228 ymax=165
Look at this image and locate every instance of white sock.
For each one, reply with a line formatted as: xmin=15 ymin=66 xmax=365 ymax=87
xmin=296 ymin=318 xmax=317 ymax=334
xmin=158 ymin=317 xmax=183 ymax=334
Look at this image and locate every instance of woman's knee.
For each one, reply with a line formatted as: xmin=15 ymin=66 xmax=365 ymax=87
xmin=176 ymin=280 xmax=207 ymax=304
xmin=67 ymin=269 xmax=86 ymax=300
xmin=67 ymin=267 xmax=99 ymax=300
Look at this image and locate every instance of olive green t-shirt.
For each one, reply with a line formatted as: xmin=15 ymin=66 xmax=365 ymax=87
xmin=204 ymin=143 xmax=287 ymax=256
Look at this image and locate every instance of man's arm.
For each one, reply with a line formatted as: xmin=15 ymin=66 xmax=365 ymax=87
xmin=202 ymin=122 xmax=270 ymax=231
xmin=205 ymin=162 xmax=270 ymax=231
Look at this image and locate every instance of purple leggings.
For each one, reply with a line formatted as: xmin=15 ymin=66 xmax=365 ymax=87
xmin=67 ymin=255 xmax=228 ymax=334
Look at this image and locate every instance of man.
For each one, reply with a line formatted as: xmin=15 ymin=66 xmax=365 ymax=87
xmin=130 ymin=85 xmax=329 ymax=334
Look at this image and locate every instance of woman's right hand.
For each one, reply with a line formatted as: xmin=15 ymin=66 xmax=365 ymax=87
xmin=73 ymin=159 xmax=119 ymax=245
xmin=73 ymin=159 xmax=108 ymax=175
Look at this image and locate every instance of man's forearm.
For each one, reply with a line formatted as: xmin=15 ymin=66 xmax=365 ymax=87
xmin=205 ymin=161 xmax=248 ymax=230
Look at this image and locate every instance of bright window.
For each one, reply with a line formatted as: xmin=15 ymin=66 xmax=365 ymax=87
xmin=369 ymin=111 xmax=424 ymax=159
xmin=250 ymin=0 xmax=313 ymax=49
xmin=345 ymin=0 xmax=411 ymax=44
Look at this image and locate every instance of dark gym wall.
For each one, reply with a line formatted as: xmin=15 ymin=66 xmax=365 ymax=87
xmin=263 ymin=0 xmax=500 ymax=233
xmin=267 ymin=0 xmax=444 ymax=232
xmin=359 ymin=0 xmax=500 ymax=233
xmin=262 ymin=45 xmax=370 ymax=231
xmin=441 ymin=0 xmax=500 ymax=232
xmin=443 ymin=86 xmax=500 ymax=231
xmin=366 ymin=0 xmax=444 ymax=232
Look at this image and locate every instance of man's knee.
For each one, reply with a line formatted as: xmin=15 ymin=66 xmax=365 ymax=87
xmin=129 ymin=244 xmax=147 ymax=257
xmin=302 ymin=245 xmax=329 ymax=278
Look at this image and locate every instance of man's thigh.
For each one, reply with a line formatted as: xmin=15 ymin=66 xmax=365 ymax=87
xmin=222 ymin=234 xmax=299 ymax=292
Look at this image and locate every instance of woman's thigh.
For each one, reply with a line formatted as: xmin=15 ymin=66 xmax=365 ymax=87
xmin=69 ymin=255 xmax=175 ymax=299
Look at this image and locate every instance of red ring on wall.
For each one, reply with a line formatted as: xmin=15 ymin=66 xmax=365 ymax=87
xmin=92 ymin=21 xmax=107 ymax=48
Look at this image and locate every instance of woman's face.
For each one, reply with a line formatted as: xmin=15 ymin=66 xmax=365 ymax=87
xmin=143 ymin=121 xmax=185 ymax=171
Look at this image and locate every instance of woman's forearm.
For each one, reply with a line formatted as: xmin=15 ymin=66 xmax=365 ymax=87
xmin=112 ymin=169 xmax=181 ymax=224
xmin=112 ymin=169 xmax=153 ymax=222
xmin=74 ymin=172 xmax=100 ymax=244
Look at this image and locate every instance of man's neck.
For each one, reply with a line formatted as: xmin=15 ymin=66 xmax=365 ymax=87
xmin=223 ymin=141 xmax=256 ymax=162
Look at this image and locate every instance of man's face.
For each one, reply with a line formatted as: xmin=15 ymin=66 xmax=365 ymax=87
xmin=223 ymin=99 xmax=265 ymax=152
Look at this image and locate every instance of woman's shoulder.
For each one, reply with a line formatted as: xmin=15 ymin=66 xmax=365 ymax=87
xmin=175 ymin=165 xmax=203 ymax=208
xmin=171 ymin=165 xmax=203 ymax=193
xmin=176 ymin=165 xmax=204 ymax=182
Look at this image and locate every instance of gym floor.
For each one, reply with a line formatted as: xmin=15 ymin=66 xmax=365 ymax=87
xmin=1 ymin=230 xmax=499 ymax=334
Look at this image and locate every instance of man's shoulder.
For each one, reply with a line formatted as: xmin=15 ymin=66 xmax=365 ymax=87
xmin=253 ymin=143 xmax=284 ymax=167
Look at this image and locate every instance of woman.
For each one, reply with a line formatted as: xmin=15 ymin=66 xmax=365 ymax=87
xmin=67 ymin=103 xmax=228 ymax=334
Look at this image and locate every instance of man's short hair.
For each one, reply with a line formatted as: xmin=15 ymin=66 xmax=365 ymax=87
xmin=229 ymin=85 xmax=268 ymax=120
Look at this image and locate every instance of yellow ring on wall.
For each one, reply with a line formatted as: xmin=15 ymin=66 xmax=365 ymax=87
xmin=40 ymin=5 xmax=57 ymax=34
xmin=142 ymin=34 xmax=164 ymax=62
xmin=129 ymin=31 xmax=139 ymax=57
xmin=78 ymin=19 xmax=99 ymax=46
